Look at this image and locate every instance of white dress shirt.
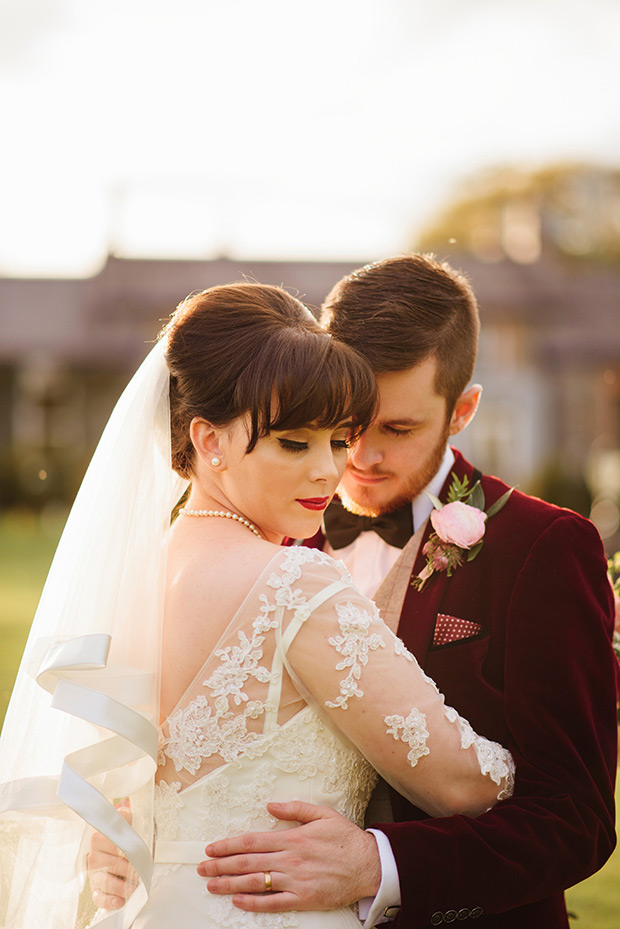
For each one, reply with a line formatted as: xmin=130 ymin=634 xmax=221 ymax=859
xmin=325 ymin=447 xmax=455 ymax=927
xmin=324 ymin=447 xmax=455 ymax=598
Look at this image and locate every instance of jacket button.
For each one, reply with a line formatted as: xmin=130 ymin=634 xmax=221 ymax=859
xmin=445 ymin=912 xmax=457 ymax=923
xmin=430 ymin=914 xmax=444 ymax=925
xmin=471 ymin=906 xmax=484 ymax=918
xmin=457 ymin=909 xmax=470 ymax=920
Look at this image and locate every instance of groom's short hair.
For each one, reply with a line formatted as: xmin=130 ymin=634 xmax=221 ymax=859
xmin=321 ymin=253 xmax=480 ymax=416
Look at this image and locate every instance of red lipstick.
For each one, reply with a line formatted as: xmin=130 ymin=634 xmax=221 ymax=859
xmin=296 ymin=497 xmax=330 ymax=511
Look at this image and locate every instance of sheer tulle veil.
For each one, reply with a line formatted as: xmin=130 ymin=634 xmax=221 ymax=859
xmin=0 ymin=337 xmax=188 ymax=928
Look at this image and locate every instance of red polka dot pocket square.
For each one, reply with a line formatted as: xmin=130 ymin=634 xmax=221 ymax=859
xmin=432 ymin=613 xmax=485 ymax=647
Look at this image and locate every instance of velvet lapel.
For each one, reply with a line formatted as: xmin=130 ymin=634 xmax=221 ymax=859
xmin=397 ymin=450 xmax=475 ymax=662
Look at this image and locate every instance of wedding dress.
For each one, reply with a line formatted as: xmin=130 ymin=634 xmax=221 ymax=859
xmin=0 ymin=340 xmax=513 ymax=929
xmin=131 ymin=545 xmax=514 ymax=929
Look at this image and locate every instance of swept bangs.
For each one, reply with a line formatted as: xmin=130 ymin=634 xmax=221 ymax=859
xmin=236 ymin=329 xmax=377 ymax=452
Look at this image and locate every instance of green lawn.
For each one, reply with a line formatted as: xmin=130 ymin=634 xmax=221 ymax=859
xmin=567 ymin=821 xmax=620 ymax=929
xmin=0 ymin=508 xmax=68 ymax=720
xmin=0 ymin=510 xmax=618 ymax=925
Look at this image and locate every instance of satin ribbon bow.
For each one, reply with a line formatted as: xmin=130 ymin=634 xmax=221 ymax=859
xmin=324 ymin=497 xmax=413 ymax=550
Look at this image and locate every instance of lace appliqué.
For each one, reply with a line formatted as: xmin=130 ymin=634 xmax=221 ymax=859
xmin=266 ymin=546 xmax=353 ymax=619
xmin=276 ymin=544 xmax=352 ymax=584
xmin=389 ymin=629 xmax=414 ymax=662
xmin=151 ymin=780 xmax=184 ymax=882
xmin=270 ymin=713 xmax=329 ymax=781
xmin=445 ymin=707 xmax=515 ymax=799
xmin=384 ymin=707 xmax=430 ymax=767
xmin=207 ymin=628 xmax=277 ymax=705
xmin=326 ymin=751 xmax=378 ymax=827
xmin=160 ymin=546 xmax=359 ymax=777
xmin=154 ymin=780 xmax=183 ymax=840
xmin=160 ymin=694 xmax=275 ymax=774
xmin=269 ymin=711 xmax=378 ymax=826
xmin=200 ymin=764 xmax=279 ymax=843
xmin=160 ymin=582 xmax=288 ymax=775
xmin=208 ymin=895 xmax=299 ymax=928
xmin=325 ymin=601 xmax=386 ymax=710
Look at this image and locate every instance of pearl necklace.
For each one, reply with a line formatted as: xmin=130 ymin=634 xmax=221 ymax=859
xmin=179 ymin=508 xmax=263 ymax=539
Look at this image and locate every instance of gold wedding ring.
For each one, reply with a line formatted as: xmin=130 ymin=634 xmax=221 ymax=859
xmin=264 ymin=871 xmax=272 ymax=892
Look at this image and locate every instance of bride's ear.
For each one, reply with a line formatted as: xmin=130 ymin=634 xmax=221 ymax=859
xmin=189 ymin=418 xmax=225 ymax=471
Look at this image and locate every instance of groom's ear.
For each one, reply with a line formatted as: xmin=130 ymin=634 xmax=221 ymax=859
xmin=189 ymin=417 xmax=224 ymax=467
xmin=448 ymin=384 xmax=482 ymax=436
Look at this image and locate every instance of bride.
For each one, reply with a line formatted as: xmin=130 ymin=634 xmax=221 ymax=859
xmin=0 ymin=283 xmax=514 ymax=929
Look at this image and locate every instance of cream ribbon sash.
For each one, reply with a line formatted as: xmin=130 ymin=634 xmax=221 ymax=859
xmin=0 ymin=633 xmax=158 ymax=928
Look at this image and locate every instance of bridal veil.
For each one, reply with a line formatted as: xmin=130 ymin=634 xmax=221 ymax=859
xmin=0 ymin=338 xmax=187 ymax=928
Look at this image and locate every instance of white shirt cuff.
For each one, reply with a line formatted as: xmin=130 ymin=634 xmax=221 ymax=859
xmin=358 ymin=829 xmax=401 ymax=927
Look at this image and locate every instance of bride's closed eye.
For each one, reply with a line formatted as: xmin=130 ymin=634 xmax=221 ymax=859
xmin=278 ymin=439 xmax=308 ymax=453
xmin=277 ymin=437 xmax=352 ymax=454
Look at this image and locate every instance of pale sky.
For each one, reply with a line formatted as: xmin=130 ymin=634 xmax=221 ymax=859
xmin=1 ymin=0 xmax=619 ymax=277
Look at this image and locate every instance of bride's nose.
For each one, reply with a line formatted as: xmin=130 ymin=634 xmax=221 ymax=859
xmin=309 ymin=444 xmax=340 ymax=483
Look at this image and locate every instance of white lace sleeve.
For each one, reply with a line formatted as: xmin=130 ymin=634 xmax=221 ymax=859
xmin=280 ymin=550 xmax=514 ymax=818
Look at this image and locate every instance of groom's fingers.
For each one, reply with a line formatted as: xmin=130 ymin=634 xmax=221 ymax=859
xmin=201 ymin=801 xmax=337 ymax=864
xmin=206 ymin=869 xmax=285 ymax=896
xmin=201 ymin=851 xmax=286 ymax=880
xmin=199 ymin=802 xmax=381 ymax=912
xmin=232 ymin=891 xmax=301 ymax=913
xmin=267 ymin=800 xmax=339 ymax=823
xmin=205 ymin=857 xmax=321 ymax=912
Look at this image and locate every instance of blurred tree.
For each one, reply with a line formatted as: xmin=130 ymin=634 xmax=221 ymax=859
xmin=528 ymin=458 xmax=593 ymax=518
xmin=418 ymin=162 xmax=620 ymax=266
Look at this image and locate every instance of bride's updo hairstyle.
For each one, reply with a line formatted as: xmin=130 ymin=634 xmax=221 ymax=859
xmin=162 ymin=283 xmax=377 ymax=479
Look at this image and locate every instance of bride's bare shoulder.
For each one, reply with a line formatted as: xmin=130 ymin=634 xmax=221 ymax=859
xmin=167 ymin=532 xmax=281 ymax=604
xmin=160 ymin=536 xmax=284 ymax=717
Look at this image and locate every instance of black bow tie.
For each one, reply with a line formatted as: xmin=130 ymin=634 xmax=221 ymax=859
xmin=324 ymin=497 xmax=414 ymax=550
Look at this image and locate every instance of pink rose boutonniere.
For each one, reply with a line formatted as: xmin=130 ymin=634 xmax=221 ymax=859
xmin=412 ymin=473 xmax=513 ymax=591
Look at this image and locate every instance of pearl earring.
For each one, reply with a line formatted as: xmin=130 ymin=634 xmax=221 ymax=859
xmin=211 ymin=456 xmax=221 ymax=467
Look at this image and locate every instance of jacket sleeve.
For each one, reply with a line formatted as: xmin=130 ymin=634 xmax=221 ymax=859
xmin=380 ymin=512 xmax=619 ymax=926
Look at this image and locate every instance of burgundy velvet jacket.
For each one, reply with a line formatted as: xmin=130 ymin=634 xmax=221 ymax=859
xmin=318 ymin=449 xmax=619 ymax=929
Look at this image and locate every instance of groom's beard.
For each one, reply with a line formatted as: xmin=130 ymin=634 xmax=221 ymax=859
xmin=338 ymin=426 xmax=450 ymax=518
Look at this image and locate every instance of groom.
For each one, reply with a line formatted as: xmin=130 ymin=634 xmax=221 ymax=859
xmin=201 ymin=254 xmax=619 ymax=928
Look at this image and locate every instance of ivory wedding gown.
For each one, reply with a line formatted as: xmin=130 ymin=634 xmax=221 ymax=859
xmin=127 ymin=545 xmax=514 ymax=929
xmin=0 ymin=342 xmax=512 ymax=929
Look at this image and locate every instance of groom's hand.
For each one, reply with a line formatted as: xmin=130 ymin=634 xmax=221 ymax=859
xmin=197 ymin=800 xmax=381 ymax=912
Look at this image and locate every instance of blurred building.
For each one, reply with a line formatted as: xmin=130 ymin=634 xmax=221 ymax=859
xmin=1 ymin=164 xmax=620 ymax=550
xmin=0 ymin=257 xmax=359 ymax=507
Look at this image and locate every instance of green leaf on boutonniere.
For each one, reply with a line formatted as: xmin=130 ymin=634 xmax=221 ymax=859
xmin=467 ymin=540 xmax=484 ymax=562
xmin=468 ymin=481 xmax=485 ymax=511
xmin=446 ymin=473 xmax=471 ymax=502
xmin=426 ymin=491 xmax=443 ymax=511
xmin=485 ymin=487 xmax=514 ymax=519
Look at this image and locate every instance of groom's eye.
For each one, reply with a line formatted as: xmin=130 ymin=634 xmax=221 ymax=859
xmin=384 ymin=425 xmax=413 ymax=437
